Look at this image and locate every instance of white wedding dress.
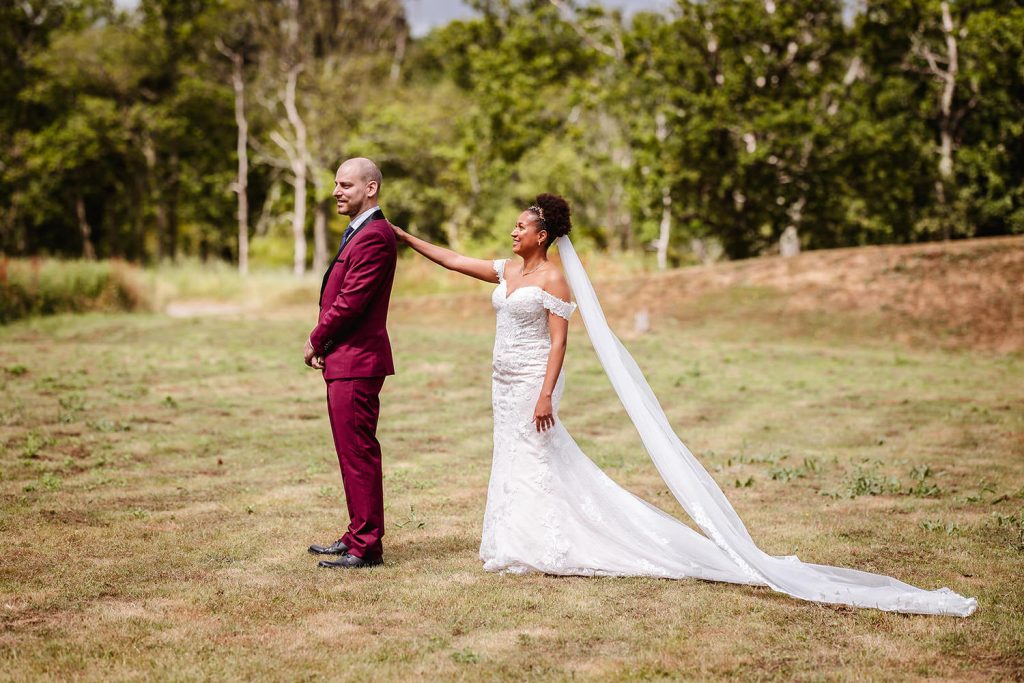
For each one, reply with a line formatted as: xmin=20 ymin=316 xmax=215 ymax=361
xmin=479 ymin=244 xmax=977 ymax=617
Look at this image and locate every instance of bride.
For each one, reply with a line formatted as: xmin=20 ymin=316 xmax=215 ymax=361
xmin=391 ymin=193 xmax=977 ymax=617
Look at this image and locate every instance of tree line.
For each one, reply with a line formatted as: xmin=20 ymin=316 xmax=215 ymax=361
xmin=2 ymin=0 xmax=1021 ymax=272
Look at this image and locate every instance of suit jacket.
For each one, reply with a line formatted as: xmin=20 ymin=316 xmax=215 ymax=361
xmin=310 ymin=213 xmax=397 ymax=380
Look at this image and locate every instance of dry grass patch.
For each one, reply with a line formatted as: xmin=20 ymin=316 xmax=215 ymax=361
xmin=1 ymin=262 xmax=1022 ymax=680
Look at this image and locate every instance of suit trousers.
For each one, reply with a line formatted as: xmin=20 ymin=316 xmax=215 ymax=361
xmin=326 ymin=376 xmax=386 ymax=560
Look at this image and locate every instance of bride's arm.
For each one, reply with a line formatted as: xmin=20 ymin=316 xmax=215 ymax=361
xmin=392 ymin=225 xmax=499 ymax=283
xmin=533 ymin=277 xmax=572 ymax=432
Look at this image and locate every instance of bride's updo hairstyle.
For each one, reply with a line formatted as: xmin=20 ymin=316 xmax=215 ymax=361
xmin=528 ymin=193 xmax=572 ymax=248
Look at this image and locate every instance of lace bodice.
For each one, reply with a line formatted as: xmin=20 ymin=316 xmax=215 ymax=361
xmin=490 ymin=259 xmax=576 ymax=374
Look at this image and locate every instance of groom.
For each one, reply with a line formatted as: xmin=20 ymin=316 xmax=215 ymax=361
xmin=304 ymin=157 xmax=397 ymax=569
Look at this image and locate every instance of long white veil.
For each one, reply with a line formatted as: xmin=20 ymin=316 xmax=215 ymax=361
xmin=555 ymin=236 xmax=977 ymax=617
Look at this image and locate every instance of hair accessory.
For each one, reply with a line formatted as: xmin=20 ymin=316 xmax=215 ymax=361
xmin=529 ymin=204 xmax=546 ymax=225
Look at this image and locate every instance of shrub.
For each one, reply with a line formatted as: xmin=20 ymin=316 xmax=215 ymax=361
xmin=0 ymin=257 xmax=150 ymax=323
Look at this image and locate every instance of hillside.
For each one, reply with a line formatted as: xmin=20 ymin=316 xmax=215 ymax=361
xmin=610 ymin=236 xmax=1023 ymax=352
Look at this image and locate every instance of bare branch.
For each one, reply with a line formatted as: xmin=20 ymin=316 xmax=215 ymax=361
xmin=269 ymin=130 xmax=297 ymax=164
xmin=213 ymin=36 xmax=236 ymax=61
xmin=548 ymin=0 xmax=623 ymax=61
xmin=841 ymin=55 xmax=863 ymax=87
xmin=254 ymin=134 xmax=294 ymax=170
xmin=911 ymin=33 xmax=951 ymax=82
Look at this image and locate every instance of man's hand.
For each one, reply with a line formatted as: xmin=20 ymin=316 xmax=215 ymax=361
xmin=303 ymin=337 xmax=317 ymax=367
xmin=311 ymin=354 xmax=325 ymax=370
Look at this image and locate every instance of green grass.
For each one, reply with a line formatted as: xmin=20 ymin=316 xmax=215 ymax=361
xmin=0 ymin=287 xmax=1022 ymax=680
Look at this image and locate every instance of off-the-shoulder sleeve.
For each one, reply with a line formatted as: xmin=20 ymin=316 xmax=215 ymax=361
xmin=540 ymin=289 xmax=577 ymax=320
xmin=492 ymin=258 xmax=507 ymax=282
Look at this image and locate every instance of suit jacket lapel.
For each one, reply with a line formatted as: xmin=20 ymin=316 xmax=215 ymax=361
xmin=319 ymin=208 xmax=386 ymax=306
xmin=338 ymin=208 xmax=384 ymax=257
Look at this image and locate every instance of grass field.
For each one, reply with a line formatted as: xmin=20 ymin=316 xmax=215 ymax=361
xmin=1 ymin=251 xmax=1022 ymax=680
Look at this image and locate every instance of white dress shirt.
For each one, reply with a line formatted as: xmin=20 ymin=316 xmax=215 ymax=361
xmin=345 ymin=205 xmax=382 ymax=241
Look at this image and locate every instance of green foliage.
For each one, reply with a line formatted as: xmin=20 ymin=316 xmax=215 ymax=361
xmin=991 ymin=509 xmax=1024 ymax=552
xmin=769 ymin=458 xmax=819 ymax=483
xmin=21 ymin=429 xmax=51 ymax=459
xmin=906 ymin=462 xmax=943 ymax=497
xmin=825 ymin=461 xmax=902 ymax=498
xmin=919 ymin=518 xmax=959 ymax=535
xmin=40 ymin=472 xmax=62 ymax=492
xmin=392 ymin=504 xmax=427 ymax=530
xmin=1 ymin=0 xmax=1021 ymax=265
xmin=824 ymin=460 xmax=945 ymax=499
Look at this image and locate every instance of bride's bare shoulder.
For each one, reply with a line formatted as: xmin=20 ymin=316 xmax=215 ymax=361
xmin=542 ymin=268 xmax=571 ymax=301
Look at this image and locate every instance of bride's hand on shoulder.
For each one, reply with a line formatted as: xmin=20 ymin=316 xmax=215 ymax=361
xmin=533 ymin=396 xmax=555 ymax=432
xmin=390 ymin=224 xmax=409 ymax=242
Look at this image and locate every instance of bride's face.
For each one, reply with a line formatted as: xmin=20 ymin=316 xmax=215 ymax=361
xmin=510 ymin=211 xmax=546 ymax=255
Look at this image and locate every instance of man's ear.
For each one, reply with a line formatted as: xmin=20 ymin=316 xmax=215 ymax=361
xmin=366 ymin=181 xmax=379 ymax=198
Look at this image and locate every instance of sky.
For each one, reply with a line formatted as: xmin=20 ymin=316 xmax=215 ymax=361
xmin=403 ymin=0 xmax=670 ymax=36
xmin=113 ymin=0 xmax=672 ymax=37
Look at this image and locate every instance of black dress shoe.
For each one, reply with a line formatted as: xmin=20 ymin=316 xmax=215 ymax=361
xmin=308 ymin=539 xmax=348 ymax=555
xmin=318 ymin=552 xmax=382 ymax=569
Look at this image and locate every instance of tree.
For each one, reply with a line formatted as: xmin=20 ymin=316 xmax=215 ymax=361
xmin=958 ymin=4 xmax=1024 ymax=235
xmin=1 ymin=0 xmax=116 ymax=257
xmin=211 ymin=0 xmax=272 ymax=275
xmin=252 ymin=0 xmax=408 ymax=276
xmin=908 ymin=0 xmax=970 ymax=239
xmin=2 ymin=0 xmax=1021 ymax=266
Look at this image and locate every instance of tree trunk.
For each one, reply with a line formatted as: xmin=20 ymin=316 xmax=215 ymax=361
xmin=781 ymin=196 xmax=805 ymax=257
xmin=914 ymin=1 xmax=958 ymax=240
xmin=141 ymin=134 xmax=168 ymax=261
xmin=313 ymin=197 xmax=331 ymax=275
xmin=284 ymin=0 xmax=308 ymax=276
xmin=657 ymin=186 xmax=672 ymax=271
xmin=165 ymin=150 xmax=180 ymax=261
xmin=75 ymin=195 xmax=96 ymax=260
xmin=291 ymin=156 xmax=308 ymax=276
xmin=655 ymin=112 xmax=671 ymax=270
xmin=605 ymin=191 xmax=619 ymax=250
xmin=4 ymin=202 xmax=25 ymax=254
xmin=129 ymin=149 xmax=146 ymax=261
xmin=229 ymin=50 xmax=250 ymax=276
xmin=283 ymin=62 xmax=308 ymax=276
xmin=603 ymin=111 xmax=633 ymax=251
xmin=389 ymin=30 xmax=406 ymax=84
xmin=937 ymin=2 xmax=957 ymax=240
xmin=443 ymin=205 xmax=469 ymax=250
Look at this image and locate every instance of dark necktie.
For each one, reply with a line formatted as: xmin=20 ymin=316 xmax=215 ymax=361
xmin=340 ymin=225 xmax=356 ymax=250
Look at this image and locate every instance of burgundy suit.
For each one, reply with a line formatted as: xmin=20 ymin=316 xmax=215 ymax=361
xmin=309 ymin=209 xmax=396 ymax=560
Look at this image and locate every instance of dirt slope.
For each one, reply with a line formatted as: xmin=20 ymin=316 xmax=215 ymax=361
xmin=588 ymin=236 xmax=1023 ymax=352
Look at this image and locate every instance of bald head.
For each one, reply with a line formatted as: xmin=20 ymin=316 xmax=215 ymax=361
xmin=341 ymin=157 xmax=382 ymax=188
xmin=333 ymin=157 xmax=382 ymax=218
